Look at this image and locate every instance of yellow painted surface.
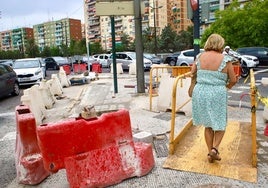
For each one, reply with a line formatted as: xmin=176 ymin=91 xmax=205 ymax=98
xmin=163 ymin=121 xmax=257 ymax=183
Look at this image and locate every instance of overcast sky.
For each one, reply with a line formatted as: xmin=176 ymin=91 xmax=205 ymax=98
xmin=0 ymin=0 xmax=84 ymax=31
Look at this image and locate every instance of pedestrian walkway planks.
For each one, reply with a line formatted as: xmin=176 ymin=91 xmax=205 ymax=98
xmin=163 ymin=120 xmax=257 ymax=183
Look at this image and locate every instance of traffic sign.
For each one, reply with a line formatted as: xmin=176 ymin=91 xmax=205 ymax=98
xmin=95 ymin=1 xmax=144 ymax=16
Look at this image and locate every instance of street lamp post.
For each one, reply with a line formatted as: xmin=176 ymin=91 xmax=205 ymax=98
xmin=151 ymin=0 xmax=162 ymax=56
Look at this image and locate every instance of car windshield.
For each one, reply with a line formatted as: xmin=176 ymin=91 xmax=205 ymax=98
xmin=127 ymin=52 xmax=136 ymax=59
xmin=13 ymin=60 xmax=39 ymax=69
xmin=144 ymin=54 xmax=157 ymax=59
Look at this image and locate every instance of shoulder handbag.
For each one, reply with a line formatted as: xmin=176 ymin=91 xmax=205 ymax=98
xmin=188 ymin=72 xmax=197 ymax=97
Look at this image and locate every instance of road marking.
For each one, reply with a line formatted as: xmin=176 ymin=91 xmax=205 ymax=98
xmin=0 ymin=131 xmax=16 ymax=141
xmin=237 ymin=86 xmax=250 ymax=90
xmin=0 ymin=112 xmax=15 ymax=117
xmin=228 ymin=90 xmax=243 ymax=94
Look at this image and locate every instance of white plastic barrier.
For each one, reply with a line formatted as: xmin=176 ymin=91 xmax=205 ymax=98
xmin=58 ymin=67 xmax=71 ymax=87
xmin=47 ymin=74 xmax=63 ymax=96
xmin=21 ymin=86 xmax=46 ymax=126
xmin=110 ymin=63 xmax=123 ymax=74
xmin=157 ymin=73 xmax=192 ymax=115
xmin=129 ymin=63 xmax=136 ymax=75
xmin=39 ymin=80 xmax=56 ymax=109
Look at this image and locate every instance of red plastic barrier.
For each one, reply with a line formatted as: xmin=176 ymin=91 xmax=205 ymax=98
xmin=64 ymin=142 xmax=154 ymax=188
xmin=62 ymin=65 xmax=71 ymax=75
xmin=233 ymin=65 xmax=241 ymax=77
xmin=73 ymin=63 xmax=87 ymax=74
xmin=37 ymin=109 xmax=133 ymax=172
xmin=15 ymin=105 xmax=49 ymax=185
xmin=92 ymin=63 xmax=102 ymax=73
xmin=264 ymin=123 xmax=268 ymax=136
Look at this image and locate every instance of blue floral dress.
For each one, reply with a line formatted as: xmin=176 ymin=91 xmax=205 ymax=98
xmin=192 ymin=55 xmax=232 ymax=131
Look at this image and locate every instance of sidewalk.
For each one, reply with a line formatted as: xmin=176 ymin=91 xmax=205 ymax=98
xmin=8 ymin=72 xmax=268 ymax=188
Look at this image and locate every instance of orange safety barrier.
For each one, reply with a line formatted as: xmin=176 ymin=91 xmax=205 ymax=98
xmin=233 ymin=65 xmax=242 ymax=77
xmin=64 ymin=142 xmax=154 ymax=188
xmin=73 ymin=63 xmax=87 ymax=74
xmin=37 ymin=109 xmax=131 ymax=172
xmin=36 ymin=109 xmax=154 ymax=187
xmin=62 ymin=65 xmax=71 ymax=75
xmin=92 ymin=63 xmax=102 ymax=73
xmin=15 ymin=105 xmax=49 ymax=185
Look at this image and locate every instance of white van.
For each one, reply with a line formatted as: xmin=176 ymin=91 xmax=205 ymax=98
xmin=92 ymin=54 xmax=110 ymax=68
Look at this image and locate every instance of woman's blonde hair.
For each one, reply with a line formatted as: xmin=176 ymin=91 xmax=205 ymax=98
xmin=204 ymin=34 xmax=225 ymax=53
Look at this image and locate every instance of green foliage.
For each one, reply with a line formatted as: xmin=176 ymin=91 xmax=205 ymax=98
xmin=158 ymin=25 xmax=178 ymax=52
xmin=89 ymin=42 xmax=103 ymax=55
xmin=25 ymin=38 xmax=39 ymax=57
xmin=201 ymin=0 xmax=268 ymax=48
xmin=40 ymin=46 xmax=51 ymax=57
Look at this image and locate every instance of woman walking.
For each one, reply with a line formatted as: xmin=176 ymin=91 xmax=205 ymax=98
xmin=190 ymin=34 xmax=237 ymax=163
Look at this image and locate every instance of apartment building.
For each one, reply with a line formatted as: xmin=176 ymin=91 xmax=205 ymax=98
xmin=33 ymin=18 xmax=82 ymax=51
xmin=83 ymin=0 xmax=193 ymax=51
xmin=0 ymin=28 xmax=33 ymax=52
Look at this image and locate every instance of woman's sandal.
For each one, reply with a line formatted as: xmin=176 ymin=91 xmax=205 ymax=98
xmin=207 ymin=153 xmax=214 ymax=163
xmin=209 ymin=147 xmax=221 ymax=161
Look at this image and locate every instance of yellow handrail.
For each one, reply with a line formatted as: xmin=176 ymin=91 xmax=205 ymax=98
xmin=249 ymin=69 xmax=257 ymax=167
xmin=149 ymin=66 xmax=191 ymax=111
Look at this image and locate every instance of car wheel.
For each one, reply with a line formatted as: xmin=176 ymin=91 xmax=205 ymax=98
xmin=240 ymin=61 xmax=249 ymax=78
xmin=12 ymin=82 xmax=20 ymax=96
xmin=169 ymin=59 xmax=176 ymax=66
xmin=180 ymin=63 xmax=188 ymax=66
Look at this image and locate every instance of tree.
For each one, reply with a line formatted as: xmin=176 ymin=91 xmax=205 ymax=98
xmin=201 ymin=0 xmax=268 ymax=48
xmin=25 ymin=38 xmax=39 ymax=57
xmin=158 ymin=25 xmax=179 ymax=53
xmin=41 ymin=46 xmax=51 ymax=57
xmin=176 ymin=26 xmax=193 ymax=50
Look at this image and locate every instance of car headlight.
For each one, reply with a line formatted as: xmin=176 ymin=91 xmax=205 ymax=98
xmin=244 ymin=57 xmax=252 ymax=60
xmin=35 ymin=70 xmax=41 ymax=75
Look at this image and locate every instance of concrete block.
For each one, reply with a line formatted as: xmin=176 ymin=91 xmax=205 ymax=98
xmin=110 ymin=63 xmax=123 ymax=74
xmin=21 ymin=87 xmax=46 ymax=126
xmin=133 ymin=131 xmax=153 ymax=144
xmin=39 ymin=80 xmax=55 ymax=109
xmin=47 ymin=74 xmax=63 ymax=96
xmin=129 ymin=63 xmax=136 ymax=75
xmin=58 ymin=67 xmax=71 ymax=87
xmin=261 ymin=77 xmax=268 ymax=87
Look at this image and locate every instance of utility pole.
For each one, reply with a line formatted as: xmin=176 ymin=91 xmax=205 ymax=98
xmin=134 ymin=0 xmax=145 ymax=93
xmin=191 ymin=0 xmax=200 ymax=58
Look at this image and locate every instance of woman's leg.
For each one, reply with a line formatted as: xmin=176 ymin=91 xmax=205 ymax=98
xmin=213 ymin=131 xmax=225 ymax=150
xmin=209 ymin=130 xmax=225 ymax=161
xmin=204 ymin=127 xmax=214 ymax=153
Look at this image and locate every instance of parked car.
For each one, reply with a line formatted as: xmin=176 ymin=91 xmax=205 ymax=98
xmin=44 ymin=56 xmax=69 ymax=70
xmin=164 ymin=49 xmax=204 ymax=66
xmin=228 ymin=49 xmax=259 ymax=68
xmin=236 ymin=47 xmax=268 ymax=66
xmin=143 ymin=53 xmax=163 ymax=64
xmin=0 ymin=63 xmax=20 ymax=98
xmin=12 ymin=58 xmax=45 ymax=86
xmin=0 ymin=59 xmax=14 ymax=67
xmin=69 ymin=55 xmax=100 ymax=71
xmin=108 ymin=52 xmax=152 ymax=70
xmin=92 ymin=54 xmax=110 ymax=68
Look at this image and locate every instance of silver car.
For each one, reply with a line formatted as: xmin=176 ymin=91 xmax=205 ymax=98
xmin=108 ymin=52 xmax=152 ymax=70
xmin=176 ymin=49 xmax=204 ymax=66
